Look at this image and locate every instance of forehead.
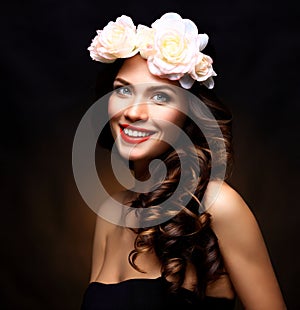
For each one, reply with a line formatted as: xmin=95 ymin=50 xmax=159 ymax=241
xmin=115 ymin=55 xmax=180 ymax=87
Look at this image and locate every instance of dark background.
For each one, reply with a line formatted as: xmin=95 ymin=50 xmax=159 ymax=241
xmin=1 ymin=0 xmax=299 ymax=309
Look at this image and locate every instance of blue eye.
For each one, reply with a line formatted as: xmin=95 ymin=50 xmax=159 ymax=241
xmin=114 ymin=86 xmax=132 ymax=96
xmin=152 ymin=93 xmax=170 ymax=103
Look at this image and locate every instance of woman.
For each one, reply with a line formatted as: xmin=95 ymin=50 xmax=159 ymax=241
xmin=80 ymin=13 xmax=286 ymax=309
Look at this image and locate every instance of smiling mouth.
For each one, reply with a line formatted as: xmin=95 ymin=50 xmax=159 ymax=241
xmin=119 ymin=124 xmax=156 ymax=144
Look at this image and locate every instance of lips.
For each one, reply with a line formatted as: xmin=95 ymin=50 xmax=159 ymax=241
xmin=119 ymin=124 xmax=156 ymax=144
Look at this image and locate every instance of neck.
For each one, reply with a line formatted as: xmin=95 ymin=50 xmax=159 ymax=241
xmin=131 ymin=159 xmax=158 ymax=194
xmin=131 ymin=158 xmax=167 ymax=195
xmin=133 ymin=159 xmax=151 ymax=181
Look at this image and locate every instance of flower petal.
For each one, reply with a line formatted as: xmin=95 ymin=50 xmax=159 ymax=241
xmin=202 ymin=76 xmax=215 ymax=89
xmin=198 ymin=34 xmax=209 ymax=51
xmin=179 ymin=74 xmax=195 ymax=89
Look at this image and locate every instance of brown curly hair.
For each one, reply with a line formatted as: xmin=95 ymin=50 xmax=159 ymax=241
xmin=94 ymin=59 xmax=233 ymax=299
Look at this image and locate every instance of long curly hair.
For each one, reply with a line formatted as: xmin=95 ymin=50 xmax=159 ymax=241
xmin=93 ymin=59 xmax=233 ymax=299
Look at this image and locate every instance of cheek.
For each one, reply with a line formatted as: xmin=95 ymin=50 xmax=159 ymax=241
xmin=154 ymin=111 xmax=187 ymax=145
xmin=107 ymin=100 xmax=119 ymax=138
xmin=107 ymin=99 xmax=117 ymax=118
xmin=108 ymin=99 xmax=124 ymax=127
xmin=157 ymin=110 xmax=186 ymax=128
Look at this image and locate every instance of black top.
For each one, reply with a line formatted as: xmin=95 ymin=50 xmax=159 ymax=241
xmin=81 ymin=277 xmax=236 ymax=310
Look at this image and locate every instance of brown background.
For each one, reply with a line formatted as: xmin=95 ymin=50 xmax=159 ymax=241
xmin=1 ymin=0 xmax=299 ymax=309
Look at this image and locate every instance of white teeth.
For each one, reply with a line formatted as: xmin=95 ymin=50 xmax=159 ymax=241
xmin=124 ymin=128 xmax=151 ymax=137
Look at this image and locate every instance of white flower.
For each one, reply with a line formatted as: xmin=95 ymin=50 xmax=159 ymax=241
xmin=88 ymin=13 xmax=217 ymax=89
xmin=189 ymin=52 xmax=217 ymax=89
xmin=147 ymin=12 xmax=200 ymax=80
xmin=88 ymin=15 xmax=138 ymax=63
xmin=136 ymin=25 xmax=156 ymax=59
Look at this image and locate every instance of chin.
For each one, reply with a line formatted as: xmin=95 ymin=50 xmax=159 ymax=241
xmin=117 ymin=148 xmax=151 ymax=162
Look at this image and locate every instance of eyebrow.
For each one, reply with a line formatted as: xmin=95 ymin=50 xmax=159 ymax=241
xmin=113 ymin=77 xmax=130 ymax=86
xmin=113 ymin=78 xmax=179 ymax=95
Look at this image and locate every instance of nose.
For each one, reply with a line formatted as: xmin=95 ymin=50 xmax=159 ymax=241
xmin=123 ymin=102 xmax=149 ymax=122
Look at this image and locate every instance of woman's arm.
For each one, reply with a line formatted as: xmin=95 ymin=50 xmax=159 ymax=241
xmin=207 ymin=181 xmax=286 ymax=309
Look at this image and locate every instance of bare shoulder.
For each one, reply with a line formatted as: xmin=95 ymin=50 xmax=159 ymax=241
xmin=203 ymin=180 xmax=287 ymax=309
xmin=203 ymin=180 xmax=263 ymax=254
xmin=204 ymin=180 xmax=255 ymax=226
xmin=207 ymin=182 xmax=261 ymax=242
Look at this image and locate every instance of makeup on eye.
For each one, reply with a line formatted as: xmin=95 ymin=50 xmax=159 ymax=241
xmin=112 ymin=83 xmax=174 ymax=104
xmin=113 ymin=84 xmax=132 ymax=96
xmin=151 ymin=92 xmax=171 ymax=104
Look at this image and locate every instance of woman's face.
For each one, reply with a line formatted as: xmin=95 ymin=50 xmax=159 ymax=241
xmin=108 ymin=55 xmax=188 ymax=162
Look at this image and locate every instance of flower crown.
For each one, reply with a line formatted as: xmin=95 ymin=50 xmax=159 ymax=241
xmin=88 ymin=13 xmax=217 ymax=89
